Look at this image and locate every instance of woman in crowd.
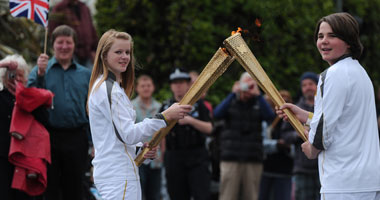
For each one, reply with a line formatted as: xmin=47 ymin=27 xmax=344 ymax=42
xmin=0 ymin=54 xmax=35 ymax=200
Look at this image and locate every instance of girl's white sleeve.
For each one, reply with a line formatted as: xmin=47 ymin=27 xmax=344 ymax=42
xmin=110 ymin=91 xmax=166 ymax=145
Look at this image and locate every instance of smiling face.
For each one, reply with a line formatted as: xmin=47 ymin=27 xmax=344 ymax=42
xmin=53 ymin=36 xmax=75 ymax=63
xmin=105 ymin=38 xmax=131 ymax=78
xmin=316 ymin=22 xmax=350 ymax=66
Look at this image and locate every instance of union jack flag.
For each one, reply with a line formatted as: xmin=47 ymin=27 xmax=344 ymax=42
xmin=9 ymin=0 xmax=49 ymax=27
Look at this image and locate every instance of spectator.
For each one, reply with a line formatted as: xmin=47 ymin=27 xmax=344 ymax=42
xmin=259 ymin=90 xmax=294 ymax=200
xmin=287 ymin=72 xmax=320 ymax=200
xmin=49 ymin=0 xmax=98 ymax=68
xmin=0 ymin=55 xmax=47 ymax=200
xmin=28 ymin=25 xmax=91 ymax=200
xmin=131 ymin=75 xmax=163 ymax=200
xmin=277 ymin=13 xmax=380 ymax=199
xmin=161 ymin=67 xmax=212 ymax=200
xmin=214 ymin=72 xmax=275 ymax=200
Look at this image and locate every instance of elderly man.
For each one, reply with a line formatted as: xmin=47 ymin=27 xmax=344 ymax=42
xmin=28 ymin=25 xmax=91 ymax=200
xmin=214 ymin=72 xmax=275 ymax=200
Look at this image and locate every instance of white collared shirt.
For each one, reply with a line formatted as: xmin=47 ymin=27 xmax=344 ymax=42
xmin=309 ymin=57 xmax=380 ymax=193
xmin=88 ymin=75 xmax=166 ymax=183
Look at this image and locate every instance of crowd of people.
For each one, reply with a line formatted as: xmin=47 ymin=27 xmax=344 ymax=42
xmin=1 ymin=8 xmax=380 ymax=200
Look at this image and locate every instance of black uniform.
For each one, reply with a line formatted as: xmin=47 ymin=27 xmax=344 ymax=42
xmin=161 ymin=98 xmax=211 ymax=200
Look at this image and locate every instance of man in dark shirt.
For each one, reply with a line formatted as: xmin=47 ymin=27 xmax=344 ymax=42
xmin=28 ymin=25 xmax=91 ymax=200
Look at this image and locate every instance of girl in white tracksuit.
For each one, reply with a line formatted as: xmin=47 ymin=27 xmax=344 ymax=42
xmin=277 ymin=13 xmax=380 ymax=200
xmin=87 ymin=30 xmax=191 ymax=200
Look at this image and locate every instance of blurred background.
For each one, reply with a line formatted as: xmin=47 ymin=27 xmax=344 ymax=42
xmin=1 ymin=0 xmax=379 ymax=105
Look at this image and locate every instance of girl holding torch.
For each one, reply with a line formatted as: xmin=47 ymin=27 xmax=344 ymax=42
xmin=87 ymin=30 xmax=191 ymax=200
xmin=276 ymin=13 xmax=380 ymax=200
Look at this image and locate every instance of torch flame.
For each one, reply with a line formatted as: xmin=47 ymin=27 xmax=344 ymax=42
xmin=231 ymin=27 xmax=243 ymax=35
xmin=255 ymin=18 xmax=262 ymax=27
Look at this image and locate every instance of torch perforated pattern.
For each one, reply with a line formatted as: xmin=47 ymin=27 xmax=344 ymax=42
xmin=224 ymin=34 xmax=307 ymax=142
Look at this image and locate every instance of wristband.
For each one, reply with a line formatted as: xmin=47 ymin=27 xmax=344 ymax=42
xmin=161 ymin=113 xmax=167 ymax=122
xmin=305 ymin=112 xmax=314 ymax=126
xmin=154 ymin=113 xmax=168 ymax=125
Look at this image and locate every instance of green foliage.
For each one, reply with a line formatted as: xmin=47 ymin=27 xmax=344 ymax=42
xmin=1 ymin=0 xmax=378 ymax=106
xmin=0 ymin=4 xmax=45 ymax=65
xmin=95 ymin=0 xmax=380 ymax=105
xmin=344 ymin=0 xmax=380 ymax=89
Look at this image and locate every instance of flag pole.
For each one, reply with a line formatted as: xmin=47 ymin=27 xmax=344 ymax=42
xmin=44 ymin=27 xmax=48 ymax=54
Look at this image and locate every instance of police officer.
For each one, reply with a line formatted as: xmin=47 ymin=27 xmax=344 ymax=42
xmin=161 ymin=67 xmax=212 ymax=200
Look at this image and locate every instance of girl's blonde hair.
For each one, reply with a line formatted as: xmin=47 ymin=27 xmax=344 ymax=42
xmin=87 ymin=30 xmax=135 ymax=108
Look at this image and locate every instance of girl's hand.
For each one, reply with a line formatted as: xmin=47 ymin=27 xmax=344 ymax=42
xmin=143 ymin=143 xmax=158 ymax=159
xmin=301 ymin=141 xmax=321 ymax=159
xmin=162 ymin=103 xmax=192 ymax=121
xmin=275 ymin=103 xmax=309 ymax=123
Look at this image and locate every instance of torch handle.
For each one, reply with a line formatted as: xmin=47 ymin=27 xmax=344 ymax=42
xmin=134 ymin=48 xmax=235 ymax=166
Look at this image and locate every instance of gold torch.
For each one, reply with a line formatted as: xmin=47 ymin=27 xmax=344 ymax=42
xmin=223 ymin=33 xmax=307 ymax=142
xmin=134 ymin=48 xmax=235 ymax=166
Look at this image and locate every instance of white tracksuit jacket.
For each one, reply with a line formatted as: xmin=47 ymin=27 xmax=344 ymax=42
xmin=308 ymin=57 xmax=380 ymax=194
xmin=88 ymin=75 xmax=166 ymax=200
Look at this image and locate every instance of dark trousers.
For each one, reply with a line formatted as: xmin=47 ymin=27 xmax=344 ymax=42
xmin=0 ymin=156 xmax=37 ymax=200
xmin=165 ymin=148 xmax=211 ymax=200
xmin=139 ymin=164 xmax=162 ymax=200
xmin=294 ymin=173 xmax=320 ymax=200
xmin=258 ymin=174 xmax=292 ymax=200
xmin=45 ymin=127 xmax=88 ymax=200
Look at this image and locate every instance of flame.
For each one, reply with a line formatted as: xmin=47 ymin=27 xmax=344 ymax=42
xmin=255 ymin=18 xmax=262 ymax=27
xmin=231 ymin=27 xmax=243 ymax=35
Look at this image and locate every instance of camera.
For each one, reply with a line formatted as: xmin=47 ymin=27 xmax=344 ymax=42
xmin=240 ymin=82 xmax=254 ymax=92
xmin=8 ymin=70 xmax=16 ymax=80
xmin=240 ymin=82 xmax=249 ymax=91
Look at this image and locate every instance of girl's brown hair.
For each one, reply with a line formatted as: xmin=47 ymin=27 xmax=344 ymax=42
xmin=87 ymin=30 xmax=135 ymax=110
xmin=314 ymin=12 xmax=363 ymax=60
